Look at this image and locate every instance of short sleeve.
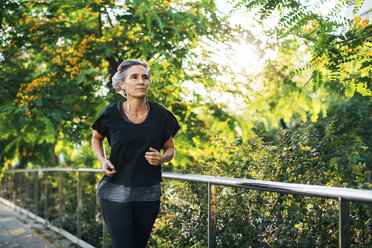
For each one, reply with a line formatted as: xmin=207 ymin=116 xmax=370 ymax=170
xmin=91 ymin=113 xmax=109 ymax=138
xmin=163 ymin=109 xmax=180 ymax=143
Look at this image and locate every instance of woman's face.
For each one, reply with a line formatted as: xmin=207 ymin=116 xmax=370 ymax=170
xmin=120 ymin=65 xmax=150 ymax=99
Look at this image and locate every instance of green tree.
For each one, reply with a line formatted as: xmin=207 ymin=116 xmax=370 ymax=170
xmin=0 ymin=0 xmax=232 ymax=169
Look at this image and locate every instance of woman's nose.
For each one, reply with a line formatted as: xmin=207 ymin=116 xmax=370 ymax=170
xmin=138 ymin=77 xmax=146 ymax=85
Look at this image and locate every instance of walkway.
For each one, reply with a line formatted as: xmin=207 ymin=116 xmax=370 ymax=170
xmin=0 ymin=202 xmax=75 ymax=248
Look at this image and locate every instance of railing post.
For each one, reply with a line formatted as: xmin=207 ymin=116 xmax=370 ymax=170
xmin=16 ymin=172 xmax=19 ymax=209
xmin=0 ymin=174 xmax=2 ymax=197
xmin=339 ymin=197 xmax=351 ymax=248
xmin=34 ymin=172 xmax=39 ymax=215
xmin=18 ymin=172 xmax=22 ymax=209
xmin=18 ymin=172 xmax=22 ymax=208
xmin=59 ymin=171 xmax=63 ymax=229
xmin=8 ymin=172 xmax=13 ymax=201
xmin=12 ymin=172 xmax=16 ymax=206
xmin=26 ymin=172 xmax=30 ymax=215
xmin=77 ymin=171 xmax=82 ymax=239
xmin=0 ymin=173 xmax=2 ymax=197
xmin=3 ymin=174 xmax=6 ymax=197
xmin=44 ymin=171 xmax=49 ymax=223
xmin=208 ymin=183 xmax=217 ymax=248
xmin=5 ymin=172 xmax=12 ymax=201
xmin=20 ymin=172 xmax=24 ymax=208
xmin=2 ymin=174 xmax=6 ymax=197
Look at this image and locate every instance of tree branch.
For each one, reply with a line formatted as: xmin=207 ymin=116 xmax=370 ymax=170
xmin=98 ymin=9 xmax=102 ymax=38
xmin=104 ymin=6 xmax=114 ymax=28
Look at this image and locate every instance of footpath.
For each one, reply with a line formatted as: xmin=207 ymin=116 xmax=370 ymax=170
xmin=0 ymin=202 xmax=76 ymax=248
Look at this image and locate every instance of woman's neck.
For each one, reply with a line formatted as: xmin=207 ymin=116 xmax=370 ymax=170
xmin=125 ymin=97 xmax=147 ymax=117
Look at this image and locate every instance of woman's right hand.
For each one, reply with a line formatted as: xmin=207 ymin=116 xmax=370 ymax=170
xmin=101 ymin=159 xmax=116 ymax=176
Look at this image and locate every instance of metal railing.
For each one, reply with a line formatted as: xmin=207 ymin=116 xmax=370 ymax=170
xmin=1 ymin=168 xmax=371 ymax=248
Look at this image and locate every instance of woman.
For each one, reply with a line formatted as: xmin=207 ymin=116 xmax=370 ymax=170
xmin=91 ymin=59 xmax=180 ymax=248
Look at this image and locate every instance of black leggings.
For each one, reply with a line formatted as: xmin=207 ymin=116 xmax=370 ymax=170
xmin=99 ymin=198 xmax=160 ymax=248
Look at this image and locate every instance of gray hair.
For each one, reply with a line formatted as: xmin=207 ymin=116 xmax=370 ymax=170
xmin=112 ymin=59 xmax=151 ymax=97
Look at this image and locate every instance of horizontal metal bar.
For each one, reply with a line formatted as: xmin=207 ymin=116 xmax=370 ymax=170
xmin=8 ymin=168 xmax=101 ymax=173
xmin=5 ymin=169 xmax=372 ymax=204
xmin=162 ymin=173 xmax=372 ymax=203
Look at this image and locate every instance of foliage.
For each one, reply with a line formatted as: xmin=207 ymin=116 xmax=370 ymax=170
xmin=0 ymin=0 xmax=371 ymax=247
xmin=150 ymin=108 xmax=371 ymax=247
xmin=233 ymin=0 xmax=371 ymax=98
xmin=0 ymin=0 xmax=234 ymax=168
xmin=241 ymin=37 xmax=329 ymax=128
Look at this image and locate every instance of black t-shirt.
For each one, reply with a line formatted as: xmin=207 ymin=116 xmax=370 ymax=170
xmin=91 ymin=101 xmax=180 ymax=186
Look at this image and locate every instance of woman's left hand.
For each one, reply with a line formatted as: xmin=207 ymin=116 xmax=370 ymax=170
xmin=145 ymin=147 xmax=163 ymax=166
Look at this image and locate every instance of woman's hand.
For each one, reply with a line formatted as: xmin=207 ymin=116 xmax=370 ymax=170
xmin=145 ymin=147 xmax=163 ymax=166
xmin=101 ymin=159 xmax=116 ymax=176
xmin=92 ymin=131 xmax=116 ymax=176
xmin=145 ymin=137 xmax=175 ymax=166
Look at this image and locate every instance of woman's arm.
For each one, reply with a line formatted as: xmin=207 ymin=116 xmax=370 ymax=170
xmin=91 ymin=130 xmax=116 ymax=176
xmin=145 ymin=136 xmax=175 ymax=166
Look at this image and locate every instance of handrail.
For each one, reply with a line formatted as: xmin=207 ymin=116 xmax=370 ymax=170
xmin=7 ymin=168 xmax=372 ymax=203
xmin=2 ymin=168 xmax=372 ymax=248
xmin=163 ymin=172 xmax=372 ymax=203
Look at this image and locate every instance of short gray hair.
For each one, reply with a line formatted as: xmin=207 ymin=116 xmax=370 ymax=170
xmin=112 ymin=59 xmax=151 ymax=97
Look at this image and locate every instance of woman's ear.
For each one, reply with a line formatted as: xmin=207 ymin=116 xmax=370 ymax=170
xmin=120 ymin=80 xmax=125 ymax=90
